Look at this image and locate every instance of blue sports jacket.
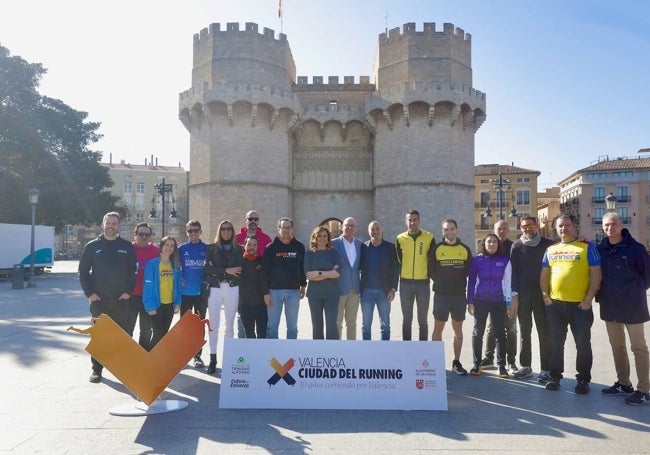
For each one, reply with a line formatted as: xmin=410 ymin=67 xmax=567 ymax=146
xmin=143 ymin=257 xmax=182 ymax=312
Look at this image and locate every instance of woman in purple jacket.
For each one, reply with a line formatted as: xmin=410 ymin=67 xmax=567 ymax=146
xmin=467 ymin=233 xmax=512 ymax=378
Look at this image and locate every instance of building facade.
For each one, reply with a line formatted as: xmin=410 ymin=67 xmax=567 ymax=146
xmin=179 ymin=22 xmax=486 ymax=243
xmin=537 ymin=186 xmax=560 ymax=240
xmin=558 ymin=156 xmax=650 ymax=248
xmin=474 ymin=164 xmax=540 ymax=247
xmin=101 ymin=157 xmax=189 ymax=243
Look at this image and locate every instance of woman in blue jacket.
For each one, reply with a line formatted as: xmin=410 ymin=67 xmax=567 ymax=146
xmin=144 ymin=236 xmax=182 ymax=348
xmin=467 ymin=233 xmax=512 ymax=378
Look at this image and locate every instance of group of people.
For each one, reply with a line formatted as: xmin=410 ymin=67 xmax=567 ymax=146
xmin=451 ymin=213 xmax=649 ymax=406
xmin=78 ymin=208 xmax=650 ymax=406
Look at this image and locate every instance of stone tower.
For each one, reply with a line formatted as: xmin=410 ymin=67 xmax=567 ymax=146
xmin=179 ymin=23 xmax=299 ymax=242
xmin=179 ymin=22 xmax=486 ymax=243
xmin=369 ymin=22 xmax=486 ymax=240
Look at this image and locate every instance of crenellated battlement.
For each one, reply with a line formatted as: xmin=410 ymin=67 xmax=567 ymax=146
xmin=369 ymin=82 xmax=486 ymax=103
xmin=179 ymin=81 xmax=296 ymax=102
xmin=296 ymin=76 xmax=373 ymax=85
xmin=375 ymin=22 xmax=473 ymax=89
xmin=379 ymin=22 xmax=471 ymax=43
xmin=193 ymin=22 xmax=287 ymax=47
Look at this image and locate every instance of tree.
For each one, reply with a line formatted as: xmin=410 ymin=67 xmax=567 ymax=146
xmin=0 ymin=44 xmax=119 ymax=229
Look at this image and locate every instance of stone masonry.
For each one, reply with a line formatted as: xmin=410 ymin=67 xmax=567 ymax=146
xmin=179 ymin=21 xmax=486 ymax=244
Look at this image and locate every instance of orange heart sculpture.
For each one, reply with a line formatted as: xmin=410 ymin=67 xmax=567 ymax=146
xmin=68 ymin=311 xmax=209 ymax=405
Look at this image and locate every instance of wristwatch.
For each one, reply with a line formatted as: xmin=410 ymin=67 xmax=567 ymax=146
xmin=511 ymin=291 xmax=519 ymax=297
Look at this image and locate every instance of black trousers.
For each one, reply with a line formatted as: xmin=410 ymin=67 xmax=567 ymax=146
xmin=127 ymin=294 xmax=153 ymax=351
xmin=472 ymin=299 xmax=507 ymax=367
xmin=180 ymin=294 xmax=208 ymax=356
xmin=239 ymin=302 xmax=268 ymax=338
xmin=149 ymin=304 xmax=175 ymax=349
xmin=89 ymin=298 xmax=134 ymax=373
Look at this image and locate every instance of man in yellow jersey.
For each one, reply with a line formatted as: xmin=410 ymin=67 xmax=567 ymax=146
xmin=429 ymin=219 xmax=473 ymax=375
xmin=396 ymin=209 xmax=435 ymax=341
xmin=540 ymin=213 xmax=601 ymax=394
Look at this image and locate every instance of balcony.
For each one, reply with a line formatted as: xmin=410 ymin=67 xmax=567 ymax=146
xmin=621 ymin=216 xmax=631 ymax=224
xmin=616 ymin=195 xmax=631 ymax=203
xmin=592 ymin=197 xmax=605 ymax=204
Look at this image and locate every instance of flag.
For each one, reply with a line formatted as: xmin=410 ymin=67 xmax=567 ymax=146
xmin=278 ymin=0 xmax=282 ymax=18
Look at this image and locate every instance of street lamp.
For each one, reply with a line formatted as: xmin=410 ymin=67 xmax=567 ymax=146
xmin=27 ymin=188 xmax=39 ymax=288
xmin=483 ymin=172 xmax=511 ymax=224
xmin=149 ymin=178 xmax=177 ymax=238
xmin=605 ymin=192 xmax=617 ymax=212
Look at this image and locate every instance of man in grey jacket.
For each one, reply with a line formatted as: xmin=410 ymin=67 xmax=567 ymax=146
xmin=332 ymin=217 xmax=363 ymax=339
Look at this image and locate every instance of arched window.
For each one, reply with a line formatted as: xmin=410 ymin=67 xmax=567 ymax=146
xmin=319 ymin=217 xmax=342 ymax=237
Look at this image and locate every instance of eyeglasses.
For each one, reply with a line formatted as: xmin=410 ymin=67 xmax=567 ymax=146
xmin=247 ymin=217 xmax=259 ymax=222
xmin=136 ymin=232 xmax=152 ymax=237
xmin=187 ymin=229 xmax=200 ymax=234
xmin=220 ymin=226 xmax=233 ymax=232
xmin=521 ymin=224 xmax=536 ymax=229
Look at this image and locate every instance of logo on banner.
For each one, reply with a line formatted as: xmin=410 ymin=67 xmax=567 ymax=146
xmin=414 ymin=358 xmax=438 ymax=391
xmin=231 ymin=355 xmax=251 ymax=375
xmin=268 ymin=357 xmax=296 ymax=387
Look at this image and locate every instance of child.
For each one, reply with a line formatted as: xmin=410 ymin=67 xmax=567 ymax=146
xmin=143 ymin=236 xmax=182 ymax=348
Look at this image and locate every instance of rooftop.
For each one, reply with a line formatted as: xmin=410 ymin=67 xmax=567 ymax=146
xmin=475 ymin=163 xmax=540 ymax=176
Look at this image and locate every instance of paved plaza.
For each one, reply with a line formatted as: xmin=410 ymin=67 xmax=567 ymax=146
xmin=1 ymin=261 xmax=649 ymax=454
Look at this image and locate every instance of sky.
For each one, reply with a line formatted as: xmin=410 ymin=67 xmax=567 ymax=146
xmin=2 ymin=0 xmax=649 ymax=189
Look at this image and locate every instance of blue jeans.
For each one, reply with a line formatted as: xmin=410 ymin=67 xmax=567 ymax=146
xmin=267 ymin=289 xmax=300 ymax=339
xmin=545 ymin=300 xmax=594 ymax=382
xmin=399 ymin=280 xmax=430 ymax=340
xmin=360 ymin=288 xmax=391 ymax=340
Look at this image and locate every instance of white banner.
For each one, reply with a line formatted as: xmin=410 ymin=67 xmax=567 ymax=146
xmin=219 ymin=339 xmax=447 ymax=410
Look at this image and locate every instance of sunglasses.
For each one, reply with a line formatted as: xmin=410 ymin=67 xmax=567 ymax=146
xmin=221 ymin=226 xmax=233 ymax=231
xmin=187 ymin=229 xmax=200 ymax=234
xmin=136 ymin=232 xmax=152 ymax=237
xmin=247 ymin=217 xmax=259 ymax=222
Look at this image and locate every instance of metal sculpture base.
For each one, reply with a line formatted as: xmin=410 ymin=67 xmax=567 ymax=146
xmin=109 ymin=399 xmax=188 ymax=416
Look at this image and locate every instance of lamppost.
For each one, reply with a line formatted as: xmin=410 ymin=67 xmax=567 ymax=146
xmin=605 ymin=192 xmax=617 ymax=213
xmin=27 ymin=188 xmax=39 ymax=288
xmin=483 ymin=173 xmax=511 ymax=225
xmin=149 ymin=178 xmax=177 ymax=238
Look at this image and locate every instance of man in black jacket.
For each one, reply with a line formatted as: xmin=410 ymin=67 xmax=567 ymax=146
xmin=510 ymin=216 xmax=554 ymax=382
xmin=263 ymin=217 xmax=306 ymax=339
xmin=598 ymin=212 xmax=650 ymax=405
xmin=79 ymin=212 xmax=137 ymax=383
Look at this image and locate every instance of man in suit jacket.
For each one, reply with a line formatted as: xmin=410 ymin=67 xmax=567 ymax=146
xmin=359 ymin=221 xmax=399 ymax=340
xmin=332 ymin=217 xmax=363 ymax=339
